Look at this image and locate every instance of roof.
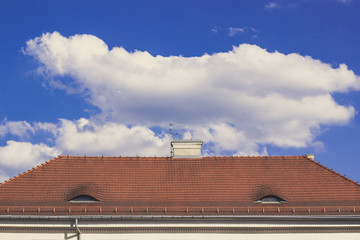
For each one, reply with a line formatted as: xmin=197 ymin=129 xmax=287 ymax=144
xmin=0 ymin=155 xmax=359 ymax=216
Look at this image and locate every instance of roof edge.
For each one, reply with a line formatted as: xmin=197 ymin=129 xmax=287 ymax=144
xmin=1 ymin=214 xmax=360 ymax=221
xmin=0 ymin=155 xmax=64 ymax=186
xmin=302 ymin=155 xmax=360 ymax=188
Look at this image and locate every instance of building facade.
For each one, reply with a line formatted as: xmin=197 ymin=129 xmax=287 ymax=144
xmin=0 ymin=142 xmax=359 ymax=239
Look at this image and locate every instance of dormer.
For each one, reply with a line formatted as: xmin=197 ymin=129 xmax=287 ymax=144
xmin=69 ymin=195 xmax=99 ymax=203
xmin=255 ymin=195 xmax=286 ymax=204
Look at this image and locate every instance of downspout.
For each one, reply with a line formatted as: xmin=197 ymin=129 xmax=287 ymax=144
xmin=75 ymin=218 xmax=81 ymax=240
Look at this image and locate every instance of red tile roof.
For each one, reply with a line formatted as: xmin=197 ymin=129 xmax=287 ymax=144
xmin=0 ymin=155 xmax=359 ymax=216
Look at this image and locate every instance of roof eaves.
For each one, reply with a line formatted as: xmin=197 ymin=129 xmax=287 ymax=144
xmin=0 ymin=155 xmax=64 ymax=186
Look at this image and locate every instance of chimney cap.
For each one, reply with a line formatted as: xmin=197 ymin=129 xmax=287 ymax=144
xmin=171 ymin=140 xmax=203 ymax=144
xmin=171 ymin=140 xmax=203 ymax=158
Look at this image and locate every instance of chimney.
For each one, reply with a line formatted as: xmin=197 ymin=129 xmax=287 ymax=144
xmin=305 ymin=154 xmax=315 ymax=160
xmin=171 ymin=140 xmax=203 ymax=158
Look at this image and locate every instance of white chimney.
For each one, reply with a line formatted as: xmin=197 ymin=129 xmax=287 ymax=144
xmin=306 ymin=154 xmax=315 ymax=160
xmin=171 ymin=140 xmax=203 ymax=158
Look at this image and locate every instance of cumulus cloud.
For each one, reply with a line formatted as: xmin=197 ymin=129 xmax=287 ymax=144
xmin=0 ymin=121 xmax=34 ymax=138
xmin=21 ymin=32 xmax=360 ymax=155
xmin=0 ymin=118 xmax=169 ymax=166
xmin=54 ymin=118 xmax=169 ymax=156
xmin=0 ymin=120 xmax=59 ymax=139
xmin=0 ymin=141 xmax=59 ymax=168
xmin=0 ymin=170 xmax=10 ymax=183
xmin=0 ymin=118 xmax=170 ymax=181
xmin=0 ymin=121 xmax=60 ymax=180
xmin=187 ymin=123 xmax=264 ymax=156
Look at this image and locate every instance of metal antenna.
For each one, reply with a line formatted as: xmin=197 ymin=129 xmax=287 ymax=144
xmin=169 ymin=123 xmax=187 ymax=157
xmin=169 ymin=123 xmax=174 ymax=157
xmin=169 ymin=123 xmax=174 ymax=141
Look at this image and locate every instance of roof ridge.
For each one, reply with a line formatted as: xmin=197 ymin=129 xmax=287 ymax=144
xmin=302 ymin=155 xmax=360 ymax=188
xmin=62 ymin=155 xmax=171 ymax=159
xmin=28 ymin=155 xmax=306 ymax=160
xmin=0 ymin=155 xmax=64 ymax=186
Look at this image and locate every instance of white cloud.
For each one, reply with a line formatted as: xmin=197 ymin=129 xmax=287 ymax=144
xmin=339 ymin=0 xmax=351 ymax=4
xmin=0 ymin=141 xmax=59 ymax=168
xmin=0 ymin=121 xmax=34 ymax=138
xmin=0 ymin=118 xmax=170 ymax=160
xmin=228 ymin=27 xmax=246 ymax=36
xmin=33 ymin=122 xmax=58 ymax=133
xmin=54 ymin=118 xmax=169 ymax=156
xmin=265 ymin=2 xmax=279 ymax=9
xmin=189 ymin=123 xmax=261 ymax=155
xmin=0 ymin=118 xmax=170 ymax=177
xmin=228 ymin=27 xmax=258 ymax=38
xmin=0 ymin=171 xmax=10 ymax=183
xmin=211 ymin=26 xmax=219 ymax=33
xmin=22 ymin=32 xmax=360 ymax=155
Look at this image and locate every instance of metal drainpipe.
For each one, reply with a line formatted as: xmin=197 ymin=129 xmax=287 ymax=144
xmin=75 ymin=218 xmax=81 ymax=240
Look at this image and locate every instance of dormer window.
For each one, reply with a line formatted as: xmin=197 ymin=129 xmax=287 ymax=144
xmin=255 ymin=195 xmax=285 ymax=204
xmin=69 ymin=195 xmax=99 ymax=202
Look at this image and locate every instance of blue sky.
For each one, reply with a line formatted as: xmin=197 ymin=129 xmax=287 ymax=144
xmin=1 ymin=0 xmax=360 ymax=182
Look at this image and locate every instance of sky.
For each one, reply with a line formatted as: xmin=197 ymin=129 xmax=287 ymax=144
xmin=1 ymin=0 xmax=360 ymax=182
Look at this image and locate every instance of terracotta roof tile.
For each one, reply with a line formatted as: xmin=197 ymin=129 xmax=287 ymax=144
xmin=0 ymin=155 xmax=359 ymax=216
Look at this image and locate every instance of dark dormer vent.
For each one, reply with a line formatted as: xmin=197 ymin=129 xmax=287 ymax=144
xmin=256 ymin=195 xmax=285 ymax=204
xmin=70 ymin=195 xmax=99 ymax=202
